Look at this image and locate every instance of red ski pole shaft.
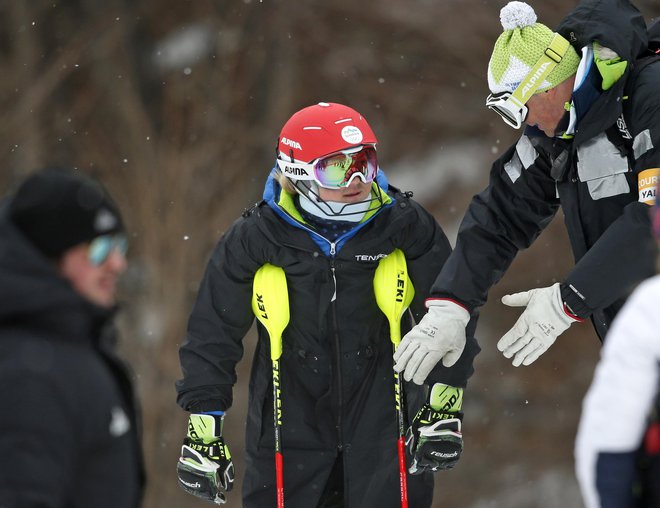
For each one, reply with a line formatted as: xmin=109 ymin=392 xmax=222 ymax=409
xmin=395 ymin=371 xmax=409 ymax=507
xmin=273 ymin=358 xmax=285 ymax=507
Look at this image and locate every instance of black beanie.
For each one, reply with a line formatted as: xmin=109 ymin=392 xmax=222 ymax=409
xmin=8 ymin=167 xmax=125 ymax=259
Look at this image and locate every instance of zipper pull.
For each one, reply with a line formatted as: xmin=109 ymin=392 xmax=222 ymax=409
xmin=330 ymin=262 xmax=337 ymax=302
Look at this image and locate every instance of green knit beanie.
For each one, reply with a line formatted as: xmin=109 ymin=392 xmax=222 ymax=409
xmin=487 ymin=1 xmax=580 ymax=95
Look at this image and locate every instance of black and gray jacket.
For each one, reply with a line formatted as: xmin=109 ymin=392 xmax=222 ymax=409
xmin=176 ymin=172 xmax=480 ymax=508
xmin=0 ymin=206 xmax=144 ymax=508
xmin=432 ymin=0 xmax=660 ymax=340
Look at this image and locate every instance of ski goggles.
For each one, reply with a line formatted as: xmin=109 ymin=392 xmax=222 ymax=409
xmin=486 ymin=33 xmax=572 ymax=129
xmin=88 ymin=234 xmax=128 ymax=266
xmin=277 ymin=145 xmax=378 ymax=189
xmin=486 ymin=92 xmax=529 ymax=129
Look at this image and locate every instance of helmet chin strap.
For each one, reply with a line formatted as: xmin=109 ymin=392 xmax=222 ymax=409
xmin=299 ymin=193 xmax=368 ymax=222
xmin=293 ymin=180 xmax=381 ymax=222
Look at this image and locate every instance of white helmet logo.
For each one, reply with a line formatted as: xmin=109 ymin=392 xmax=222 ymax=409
xmin=281 ymin=137 xmax=302 ymax=150
xmin=341 ymin=126 xmax=363 ymax=144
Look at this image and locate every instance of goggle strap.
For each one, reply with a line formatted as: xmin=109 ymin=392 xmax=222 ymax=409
xmin=507 ymin=95 xmax=526 ymax=110
xmin=510 ymin=33 xmax=571 ymax=105
xmin=275 ymin=159 xmax=317 ymax=181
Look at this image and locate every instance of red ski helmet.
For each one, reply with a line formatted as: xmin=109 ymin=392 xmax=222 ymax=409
xmin=277 ymin=102 xmax=377 ymax=164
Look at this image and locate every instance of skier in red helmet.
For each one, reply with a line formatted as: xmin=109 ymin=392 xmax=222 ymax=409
xmin=274 ymin=102 xmax=383 ymax=221
xmin=175 ymin=102 xmax=480 ymax=507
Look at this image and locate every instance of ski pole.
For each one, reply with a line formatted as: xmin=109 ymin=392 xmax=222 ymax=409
xmin=252 ymin=264 xmax=290 ymax=508
xmin=374 ymin=249 xmax=414 ymax=508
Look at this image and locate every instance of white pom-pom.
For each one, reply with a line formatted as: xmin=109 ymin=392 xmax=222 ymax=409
xmin=500 ymin=1 xmax=537 ymax=30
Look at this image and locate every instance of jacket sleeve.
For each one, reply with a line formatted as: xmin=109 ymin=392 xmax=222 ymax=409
xmin=395 ymin=198 xmax=452 ymax=323
xmin=175 ymin=215 xmax=266 ymax=413
xmin=431 ymin=135 xmax=560 ymax=311
xmin=396 ymin=198 xmax=481 ymax=387
xmin=574 ymin=277 xmax=660 ymax=508
xmin=561 ymin=201 xmax=657 ymax=317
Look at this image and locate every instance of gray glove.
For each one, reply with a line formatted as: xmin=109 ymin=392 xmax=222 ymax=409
xmin=393 ymin=300 xmax=470 ymax=385
xmin=498 ymin=283 xmax=581 ymax=366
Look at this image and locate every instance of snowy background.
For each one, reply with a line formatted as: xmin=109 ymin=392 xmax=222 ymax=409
xmin=1 ymin=1 xmax=659 ymax=507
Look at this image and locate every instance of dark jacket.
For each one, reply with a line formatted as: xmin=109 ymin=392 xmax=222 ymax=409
xmin=176 ymin=172 xmax=480 ymax=508
xmin=0 ymin=204 xmax=144 ymax=508
xmin=432 ymin=0 xmax=660 ymax=340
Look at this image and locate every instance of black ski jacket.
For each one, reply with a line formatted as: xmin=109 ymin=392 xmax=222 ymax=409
xmin=176 ymin=173 xmax=480 ymax=508
xmin=0 ymin=205 xmax=145 ymax=508
xmin=433 ymin=0 xmax=660 ymax=340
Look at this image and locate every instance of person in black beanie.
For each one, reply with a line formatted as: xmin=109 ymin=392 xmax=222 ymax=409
xmin=0 ymin=167 xmax=145 ymax=507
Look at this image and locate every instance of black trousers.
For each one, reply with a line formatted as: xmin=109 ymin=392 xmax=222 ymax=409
xmin=318 ymin=453 xmax=344 ymax=508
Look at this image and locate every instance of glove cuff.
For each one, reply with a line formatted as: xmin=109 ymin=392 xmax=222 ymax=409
xmin=424 ymin=298 xmax=470 ymax=324
xmin=562 ymin=303 xmax=585 ymax=322
xmin=429 ymin=383 xmax=463 ymax=412
xmin=187 ymin=413 xmax=225 ymax=443
xmin=560 ymin=283 xmax=589 ymax=321
xmin=550 ymin=282 xmax=583 ymax=325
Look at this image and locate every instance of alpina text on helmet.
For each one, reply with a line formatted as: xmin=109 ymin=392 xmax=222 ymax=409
xmin=281 ymin=137 xmax=302 ymax=150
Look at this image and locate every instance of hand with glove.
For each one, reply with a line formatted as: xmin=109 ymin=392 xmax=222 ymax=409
xmin=393 ymin=299 xmax=470 ymax=385
xmin=407 ymin=383 xmax=464 ymax=474
xmin=177 ymin=412 xmax=235 ymax=505
xmin=498 ymin=282 xmax=582 ymax=367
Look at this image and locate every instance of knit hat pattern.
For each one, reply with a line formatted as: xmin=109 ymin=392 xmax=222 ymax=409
xmin=8 ymin=167 xmax=124 ymax=259
xmin=487 ymin=1 xmax=581 ymax=95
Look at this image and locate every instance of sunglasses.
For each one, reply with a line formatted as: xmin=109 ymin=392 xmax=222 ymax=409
xmin=277 ymin=145 xmax=378 ymax=189
xmin=486 ymin=33 xmax=571 ymax=129
xmin=88 ymin=234 xmax=128 ymax=266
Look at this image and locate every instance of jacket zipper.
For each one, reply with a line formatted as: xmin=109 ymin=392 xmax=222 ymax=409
xmin=328 ymin=252 xmax=344 ymax=455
